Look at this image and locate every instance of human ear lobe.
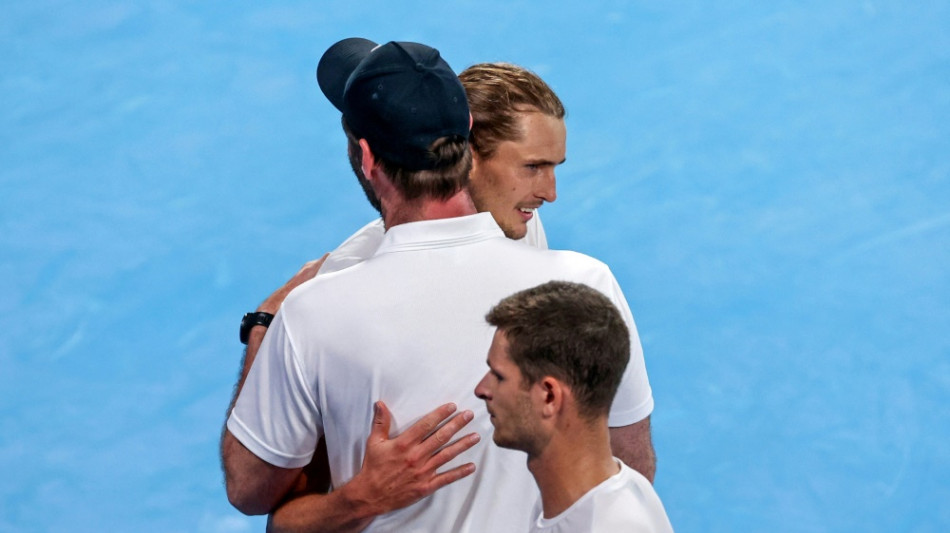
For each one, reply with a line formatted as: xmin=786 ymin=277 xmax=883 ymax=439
xmin=538 ymin=377 xmax=563 ymax=417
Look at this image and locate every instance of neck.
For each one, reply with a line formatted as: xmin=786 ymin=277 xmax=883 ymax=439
xmin=381 ymin=189 xmax=477 ymax=230
xmin=527 ymin=418 xmax=619 ymax=519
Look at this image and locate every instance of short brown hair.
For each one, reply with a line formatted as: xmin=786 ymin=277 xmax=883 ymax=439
xmin=485 ymin=281 xmax=630 ymax=419
xmin=377 ymin=136 xmax=471 ymax=202
xmin=343 ymin=118 xmax=471 ymax=207
xmin=460 ymin=63 xmax=566 ymax=159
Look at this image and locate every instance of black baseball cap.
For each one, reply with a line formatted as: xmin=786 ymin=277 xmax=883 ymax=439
xmin=317 ymin=38 xmax=470 ymax=171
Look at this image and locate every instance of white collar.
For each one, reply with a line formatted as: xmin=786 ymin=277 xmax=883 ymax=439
xmin=375 ymin=213 xmax=504 ymax=256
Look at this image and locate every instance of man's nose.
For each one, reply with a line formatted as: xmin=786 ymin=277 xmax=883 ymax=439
xmin=536 ymin=170 xmax=557 ymax=203
xmin=474 ymin=376 xmax=490 ymax=399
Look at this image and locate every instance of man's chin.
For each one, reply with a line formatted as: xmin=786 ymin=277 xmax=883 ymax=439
xmin=492 ymin=435 xmax=515 ymax=449
xmin=501 ymin=224 xmax=528 ymax=241
xmin=492 ymin=432 xmax=524 ymax=451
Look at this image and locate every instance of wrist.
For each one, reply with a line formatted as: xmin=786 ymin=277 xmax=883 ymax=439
xmin=245 ymin=324 xmax=268 ymax=348
xmin=239 ymin=311 xmax=275 ymax=344
xmin=336 ymin=475 xmax=383 ymax=522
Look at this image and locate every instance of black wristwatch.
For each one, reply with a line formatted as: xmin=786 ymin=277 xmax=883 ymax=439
xmin=239 ymin=312 xmax=275 ymax=344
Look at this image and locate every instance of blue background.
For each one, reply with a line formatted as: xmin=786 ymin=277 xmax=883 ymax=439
xmin=2 ymin=2 xmax=948 ymax=532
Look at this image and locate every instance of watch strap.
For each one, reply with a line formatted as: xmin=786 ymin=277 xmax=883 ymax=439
xmin=240 ymin=311 xmax=275 ymax=344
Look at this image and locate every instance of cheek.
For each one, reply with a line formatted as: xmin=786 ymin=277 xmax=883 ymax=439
xmin=484 ymin=169 xmax=519 ymax=196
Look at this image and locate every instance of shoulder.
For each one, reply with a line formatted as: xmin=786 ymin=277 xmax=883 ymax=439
xmin=595 ymin=462 xmax=672 ymax=531
xmin=542 ymin=248 xmax=615 ymax=284
xmin=318 ymin=218 xmax=385 ymax=274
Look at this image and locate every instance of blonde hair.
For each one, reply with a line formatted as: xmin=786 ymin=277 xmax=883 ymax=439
xmin=460 ymin=63 xmax=565 ymax=159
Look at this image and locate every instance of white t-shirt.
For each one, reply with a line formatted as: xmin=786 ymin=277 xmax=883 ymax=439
xmin=317 ymin=210 xmax=548 ymax=275
xmin=531 ymin=460 xmax=674 ymax=533
xmin=229 ymin=213 xmax=653 ymax=533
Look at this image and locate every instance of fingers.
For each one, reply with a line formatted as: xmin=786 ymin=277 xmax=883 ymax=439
xmin=369 ymin=401 xmax=392 ymax=442
xmin=356 ymin=402 xmax=480 ymax=511
xmin=427 ymin=461 xmax=476 ymax=493
xmin=377 ymin=401 xmax=479 ymax=466
xmin=426 ymin=430 xmax=480 ymax=470
xmin=397 ymin=402 xmax=460 ymax=443
xmin=416 ymin=410 xmax=476 ymax=458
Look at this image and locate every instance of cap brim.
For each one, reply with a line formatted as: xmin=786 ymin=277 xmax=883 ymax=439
xmin=317 ymin=37 xmax=378 ymax=111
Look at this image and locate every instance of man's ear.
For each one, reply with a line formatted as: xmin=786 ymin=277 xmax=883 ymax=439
xmin=469 ymin=147 xmax=480 ymax=176
xmin=359 ymin=139 xmax=377 ymax=184
xmin=537 ymin=376 xmax=565 ymax=418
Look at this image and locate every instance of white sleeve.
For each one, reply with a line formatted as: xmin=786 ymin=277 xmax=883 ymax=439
xmin=226 ymin=310 xmax=322 ymax=468
xmin=603 ymin=273 xmax=654 ymax=427
xmin=317 ymin=218 xmax=386 ymax=275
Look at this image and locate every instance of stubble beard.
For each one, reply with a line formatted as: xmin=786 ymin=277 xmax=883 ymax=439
xmin=493 ymin=397 xmax=544 ymax=456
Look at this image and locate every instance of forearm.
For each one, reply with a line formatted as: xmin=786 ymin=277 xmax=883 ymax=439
xmin=610 ymin=416 xmax=656 ymax=483
xmin=618 ymin=441 xmax=656 ymax=483
xmin=266 ymin=485 xmax=377 ymax=533
xmin=223 ymin=431 xmax=304 ymax=515
xmin=227 ymin=325 xmax=268 ymax=415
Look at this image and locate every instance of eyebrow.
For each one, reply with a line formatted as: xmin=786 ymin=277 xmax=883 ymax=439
xmin=525 ymin=157 xmax=567 ymax=166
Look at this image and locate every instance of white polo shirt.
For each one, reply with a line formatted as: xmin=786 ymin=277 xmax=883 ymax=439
xmin=229 ymin=213 xmax=653 ymax=533
xmin=530 ymin=459 xmax=674 ymax=533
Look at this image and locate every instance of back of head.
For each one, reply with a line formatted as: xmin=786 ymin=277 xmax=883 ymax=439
xmin=486 ymin=281 xmax=629 ymax=420
xmin=459 ymin=63 xmax=566 ymax=159
xmin=318 ymin=38 xmax=473 ymax=201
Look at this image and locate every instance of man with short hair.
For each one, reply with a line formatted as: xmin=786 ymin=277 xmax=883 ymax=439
xmin=476 ymin=281 xmax=673 ymax=532
xmin=223 ymin=37 xmax=654 ymax=532
xmin=462 ymin=62 xmax=564 ymax=241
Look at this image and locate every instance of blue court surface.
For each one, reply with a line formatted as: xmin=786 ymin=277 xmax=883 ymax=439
xmin=2 ymin=2 xmax=948 ymax=532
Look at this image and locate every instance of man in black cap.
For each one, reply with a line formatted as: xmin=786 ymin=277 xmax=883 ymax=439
xmin=222 ymin=38 xmax=654 ymax=532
